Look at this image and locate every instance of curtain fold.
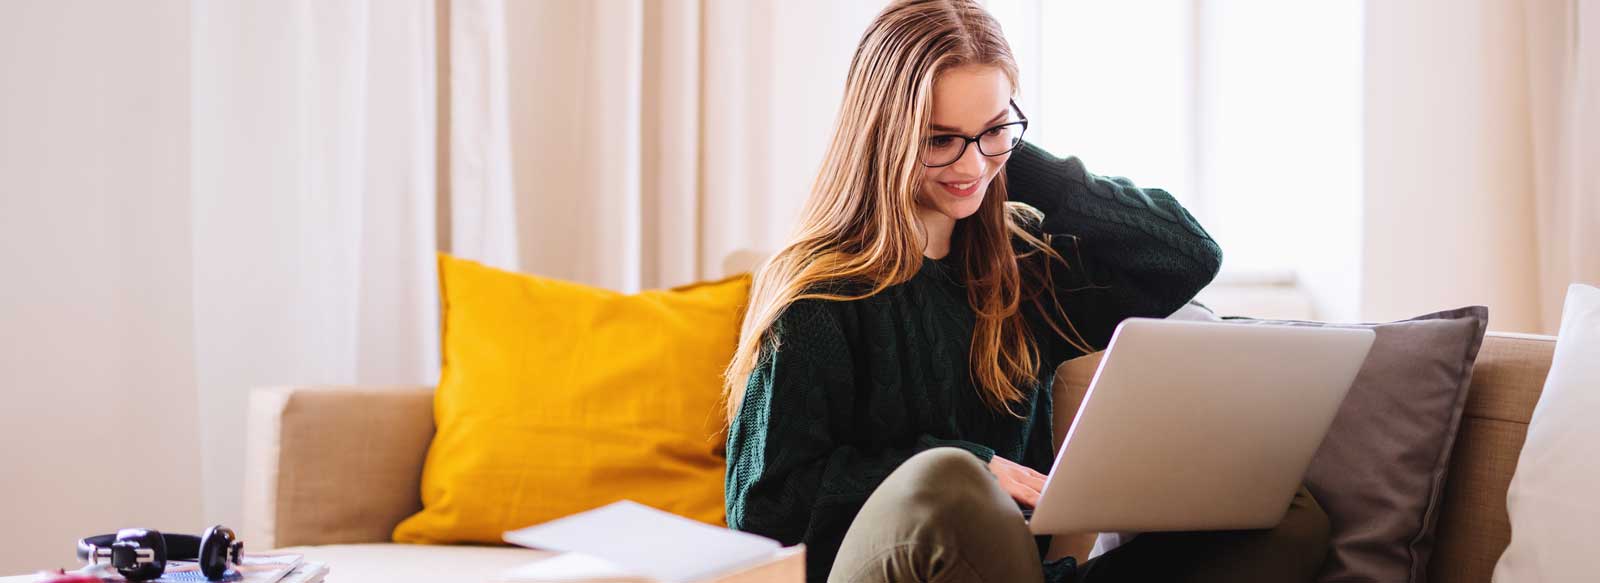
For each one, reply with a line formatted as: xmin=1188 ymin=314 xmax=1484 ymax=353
xmin=190 ymin=0 xmax=440 ymax=529
xmin=448 ymin=0 xmax=520 ymax=270
xmin=1525 ymin=0 xmax=1600 ymax=333
xmin=487 ymin=0 xmax=882 ymax=292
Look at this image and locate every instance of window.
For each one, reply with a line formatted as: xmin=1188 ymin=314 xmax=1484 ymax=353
xmin=989 ymin=0 xmax=1364 ymax=321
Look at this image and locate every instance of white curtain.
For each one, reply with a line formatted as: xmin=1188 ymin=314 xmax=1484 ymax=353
xmin=452 ymin=0 xmax=883 ymax=292
xmin=447 ymin=0 xmax=520 ymax=270
xmin=190 ymin=0 xmax=441 ymax=529
xmin=1525 ymin=0 xmax=1600 ymax=333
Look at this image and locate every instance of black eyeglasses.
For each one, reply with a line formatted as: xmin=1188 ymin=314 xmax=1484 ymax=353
xmin=919 ymin=99 xmax=1029 ymax=168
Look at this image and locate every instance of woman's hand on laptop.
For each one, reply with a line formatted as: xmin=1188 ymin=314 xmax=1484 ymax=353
xmin=987 ymin=455 xmax=1046 ymax=508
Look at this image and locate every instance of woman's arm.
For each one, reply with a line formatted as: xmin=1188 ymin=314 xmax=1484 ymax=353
xmin=1005 ymin=141 xmax=1223 ymax=356
xmin=724 ymin=300 xmax=993 ymax=546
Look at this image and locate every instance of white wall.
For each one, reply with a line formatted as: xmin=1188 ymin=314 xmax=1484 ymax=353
xmin=0 ymin=1 xmax=440 ymax=574
xmin=1363 ymin=0 xmax=1542 ymax=331
xmin=0 ymin=0 xmax=203 ymax=573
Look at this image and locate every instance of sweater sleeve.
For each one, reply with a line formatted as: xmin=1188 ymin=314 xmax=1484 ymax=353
xmin=1005 ymin=141 xmax=1223 ymax=358
xmin=724 ymin=299 xmax=994 ymax=550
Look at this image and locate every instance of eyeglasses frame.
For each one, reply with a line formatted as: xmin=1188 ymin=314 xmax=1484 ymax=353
xmin=919 ymin=99 xmax=1030 ymax=168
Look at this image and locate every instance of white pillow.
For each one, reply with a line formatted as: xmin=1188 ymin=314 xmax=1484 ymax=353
xmin=1493 ymin=284 xmax=1600 ymax=582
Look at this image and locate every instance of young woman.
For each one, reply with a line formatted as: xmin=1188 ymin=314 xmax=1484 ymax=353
xmin=722 ymin=1 xmax=1329 ymax=582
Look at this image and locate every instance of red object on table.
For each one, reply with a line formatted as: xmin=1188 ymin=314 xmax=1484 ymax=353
xmin=33 ymin=569 xmax=100 ymax=583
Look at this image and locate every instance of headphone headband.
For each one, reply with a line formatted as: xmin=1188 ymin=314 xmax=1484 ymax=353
xmin=77 ymin=532 xmax=202 ymax=562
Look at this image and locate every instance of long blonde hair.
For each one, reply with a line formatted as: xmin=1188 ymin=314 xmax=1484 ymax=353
xmin=722 ymin=0 xmax=1090 ymax=421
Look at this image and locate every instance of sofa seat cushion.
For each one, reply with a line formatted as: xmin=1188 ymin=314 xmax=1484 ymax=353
xmin=278 ymin=543 xmax=554 ymax=583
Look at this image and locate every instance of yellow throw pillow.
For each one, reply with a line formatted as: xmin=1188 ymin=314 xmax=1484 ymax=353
xmin=392 ymin=254 xmax=750 ymax=544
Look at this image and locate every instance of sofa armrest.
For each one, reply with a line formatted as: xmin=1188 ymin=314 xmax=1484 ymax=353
xmin=243 ymin=385 xmax=435 ymax=549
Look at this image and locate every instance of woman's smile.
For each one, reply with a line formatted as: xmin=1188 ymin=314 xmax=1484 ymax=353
xmin=940 ymin=178 xmax=982 ymax=197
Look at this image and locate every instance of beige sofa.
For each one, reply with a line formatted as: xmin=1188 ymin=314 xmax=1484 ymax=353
xmin=244 ymin=332 xmax=1554 ymax=583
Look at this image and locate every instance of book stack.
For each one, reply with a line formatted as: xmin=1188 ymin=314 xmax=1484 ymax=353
xmin=45 ymin=554 xmax=328 ymax=583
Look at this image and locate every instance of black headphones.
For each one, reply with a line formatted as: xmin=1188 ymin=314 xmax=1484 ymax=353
xmin=76 ymin=525 xmax=243 ymax=581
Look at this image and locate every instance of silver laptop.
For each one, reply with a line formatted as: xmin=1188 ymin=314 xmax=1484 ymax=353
xmin=1027 ymin=318 xmax=1374 ymax=535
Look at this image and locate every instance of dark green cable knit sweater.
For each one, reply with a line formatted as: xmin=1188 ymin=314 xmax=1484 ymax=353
xmin=724 ymin=141 xmax=1223 ymax=583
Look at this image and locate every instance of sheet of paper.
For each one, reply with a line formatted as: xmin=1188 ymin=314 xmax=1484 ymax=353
xmin=503 ymin=500 xmax=781 ymax=583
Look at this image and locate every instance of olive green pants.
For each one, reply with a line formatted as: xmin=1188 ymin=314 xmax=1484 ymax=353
xmin=828 ymin=448 xmax=1330 ymax=583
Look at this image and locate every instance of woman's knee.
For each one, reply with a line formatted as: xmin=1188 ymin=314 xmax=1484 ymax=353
xmin=830 ymin=448 xmax=1043 ymax=583
xmin=866 ymin=448 xmax=1007 ymax=531
xmin=888 ymin=449 xmax=997 ymax=513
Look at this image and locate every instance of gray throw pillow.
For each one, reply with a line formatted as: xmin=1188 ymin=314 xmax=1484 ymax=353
xmin=1224 ymin=306 xmax=1489 ymax=583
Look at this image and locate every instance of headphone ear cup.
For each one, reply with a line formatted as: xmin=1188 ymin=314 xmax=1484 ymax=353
xmin=197 ymin=525 xmax=238 ymax=580
xmin=114 ymin=528 xmax=167 ymax=581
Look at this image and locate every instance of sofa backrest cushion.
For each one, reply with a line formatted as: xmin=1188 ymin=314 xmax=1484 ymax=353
xmin=1428 ymin=332 xmax=1555 ymax=583
xmin=392 ymin=254 xmax=751 ymax=545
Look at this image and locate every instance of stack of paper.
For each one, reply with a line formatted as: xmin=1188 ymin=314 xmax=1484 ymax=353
xmin=279 ymin=562 xmax=330 ymax=583
xmin=499 ymin=501 xmax=801 ymax=583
